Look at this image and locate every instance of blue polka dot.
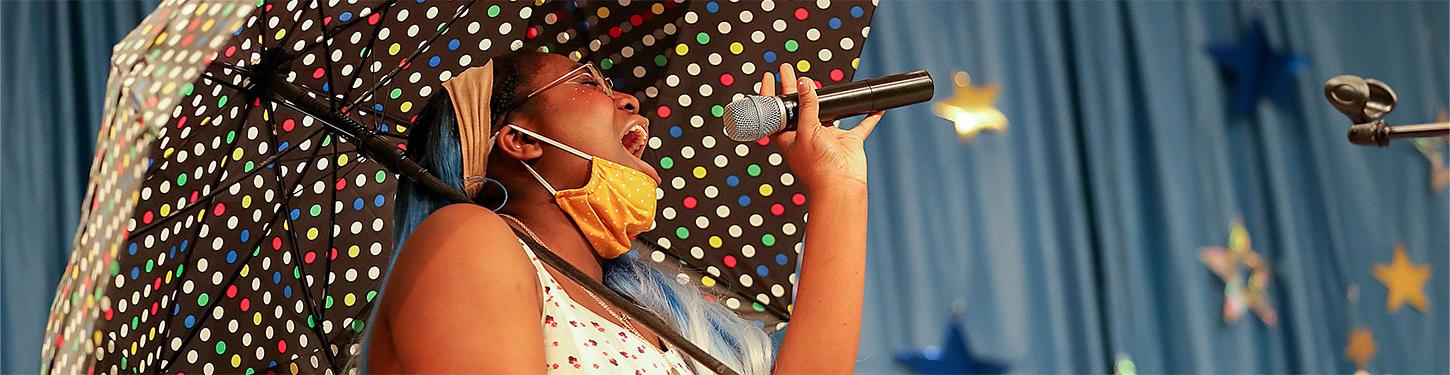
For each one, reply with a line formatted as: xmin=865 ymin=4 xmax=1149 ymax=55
xmin=447 ymin=39 xmax=461 ymax=51
xmin=184 ymin=315 xmax=196 ymax=328
xmin=168 ymin=246 xmax=177 ymax=258
xmin=373 ymin=103 xmax=385 ymax=112
xmin=374 ymin=194 xmax=386 ymax=207
xmin=850 ymin=6 xmax=864 ymax=17
xmin=277 ymin=141 xmax=289 ymax=152
xmin=353 ymin=198 xmax=364 ymax=211
xmin=180 ymin=240 xmax=189 ymax=253
xmin=738 ymin=194 xmax=752 ymax=206
xmin=129 ymin=267 xmax=140 ymax=280
xmin=322 ymin=82 xmax=330 ymax=92
xmin=775 ymin=254 xmax=788 ymax=265
xmin=273 ymin=272 xmax=283 ymax=284
xmin=269 ymin=361 xmax=278 ymax=369
xmin=225 ymin=250 xmax=238 ymax=264
xmin=726 ymin=175 xmax=740 ymax=187
xmin=240 ymin=229 xmax=250 ymax=242
xmin=172 ymin=304 xmax=181 ymax=315
xmin=763 ymin=51 xmax=777 ymax=63
xmin=128 ymin=243 xmax=138 ymax=255
xmin=755 ymin=265 xmax=769 ymax=277
xmin=290 ymin=209 xmax=300 ymax=220
xmin=283 ymin=285 xmax=293 ymax=298
xmin=706 ymin=1 xmax=719 ymax=13
xmin=829 ymin=17 xmax=842 ymax=29
xmin=669 ymin=126 xmax=683 ymax=138
xmin=428 ymin=55 xmax=441 ymax=67
xmin=339 ymin=12 xmax=353 ymax=22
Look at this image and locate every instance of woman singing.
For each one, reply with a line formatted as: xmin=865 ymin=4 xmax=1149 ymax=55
xmin=367 ymin=50 xmax=884 ymax=374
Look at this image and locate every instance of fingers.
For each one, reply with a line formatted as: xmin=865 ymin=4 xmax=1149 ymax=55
xmin=795 ymin=77 xmax=823 ymax=139
xmin=759 ymin=71 xmax=775 ymax=97
xmin=848 ymin=111 xmax=885 ymax=142
xmin=770 ymin=130 xmax=797 ymax=149
xmin=779 ymin=64 xmax=798 ymax=95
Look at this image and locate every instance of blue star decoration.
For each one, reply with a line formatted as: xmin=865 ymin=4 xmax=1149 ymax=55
xmin=895 ymin=317 xmax=1008 ymax=374
xmin=1208 ymin=20 xmax=1308 ymax=117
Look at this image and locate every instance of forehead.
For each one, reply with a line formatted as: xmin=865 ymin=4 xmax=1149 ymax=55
xmin=526 ymin=54 xmax=588 ymax=87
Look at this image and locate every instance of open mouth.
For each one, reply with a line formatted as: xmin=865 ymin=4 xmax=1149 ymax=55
xmin=620 ymin=122 xmax=648 ymax=159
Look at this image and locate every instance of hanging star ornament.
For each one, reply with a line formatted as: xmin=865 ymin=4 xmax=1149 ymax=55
xmin=1411 ymin=110 xmax=1449 ymax=192
xmin=895 ymin=317 xmax=1008 ymax=374
xmin=1345 ymin=328 xmax=1376 ymax=372
xmin=1372 ymin=243 xmax=1431 ymax=313
xmin=932 ymin=71 xmax=1007 ymax=142
xmin=1200 ymin=219 xmax=1279 ymax=326
xmin=1208 ymin=19 xmax=1308 ymax=116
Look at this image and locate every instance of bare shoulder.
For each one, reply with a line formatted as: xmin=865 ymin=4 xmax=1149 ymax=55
xmin=373 ymin=203 xmax=545 ymax=371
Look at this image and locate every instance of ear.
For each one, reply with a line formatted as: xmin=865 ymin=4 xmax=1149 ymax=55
xmin=492 ymin=125 xmax=545 ymax=161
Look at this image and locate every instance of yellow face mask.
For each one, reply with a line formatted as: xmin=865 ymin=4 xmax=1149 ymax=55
xmin=504 ymin=125 xmax=658 ymax=259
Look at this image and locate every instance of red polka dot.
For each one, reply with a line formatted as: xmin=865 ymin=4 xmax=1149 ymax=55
xmin=792 ymin=193 xmax=807 ymax=206
xmin=330 ymin=247 xmax=339 ymax=260
xmin=226 ymin=285 xmax=238 ymax=298
xmin=225 ymin=45 xmax=236 ymax=57
xmin=770 ymin=203 xmax=785 ymax=216
xmin=526 ymin=26 xmax=539 ymax=39
xmin=312 ymin=67 xmax=325 ymax=79
xmin=723 ymin=255 xmax=737 ymax=268
xmin=323 ymin=16 xmax=332 ymax=25
xmin=830 ymin=69 xmax=845 ymax=82
xmin=794 ymin=8 xmax=809 ymax=20
xmin=367 ymin=12 xmax=381 ymax=25
xmin=143 ymin=211 xmax=154 ymax=224
xmin=175 ymin=116 xmax=188 ymax=129
xmin=336 ymin=178 xmax=347 ymax=190
xmin=630 ymin=15 xmax=644 ymax=26
xmin=104 ymin=308 xmax=113 ymax=321
xmin=190 ymin=191 xmax=199 ymax=204
xmin=720 ymin=73 xmax=735 ymax=86
xmin=240 ymin=298 xmax=251 ymax=312
xmin=213 ymin=202 xmax=225 ymax=216
xmin=756 ymin=137 xmax=770 ymax=146
xmin=282 ymin=118 xmax=295 ymax=132
xmin=609 ymin=26 xmax=622 ymax=38
xmin=657 ymin=106 xmax=671 ymax=118
xmin=683 ymin=196 xmax=697 ymax=209
xmin=272 ymin=237 xmax=283 ymax=250
xmin=304 ymin=251 xmax=316 ymax=264
xmin=278 ymin=340 xmax=287 ymax=353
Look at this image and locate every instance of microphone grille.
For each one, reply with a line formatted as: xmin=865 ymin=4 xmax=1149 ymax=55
xmin=723 ymin=95 xmax=785 ymax=142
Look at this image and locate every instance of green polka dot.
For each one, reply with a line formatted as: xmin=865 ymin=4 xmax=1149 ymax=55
xmin=696 ymin=32 xmax=711 ymax=44
xmin=359 ymin=47 xmax=371 ymax=58
xmin=352 ymin=320 xmax=366 ymax=332
xmin=245 ymin=368 xmax=255 ymax=375
xmin=747 ymin=164 xmax=762 ymax=177
xmin=215 ymin=341 xmax=226 ymax=354
xmin=654 ymin=55 xmax=668 ymax=67
xmin=243 ymin=161 xmax=255 ymax=173
xmin=225 ymin=131 xmax=236 ymax=144
xmin=145 ymin=259 xmax=154 ymax=273
xmin=675 ymin=227 xmax=690 ymax=239
xmin=389 ymin=88 xmax=402 ymax=99
xmin=762 ymin=233 xmax=777 ymax=246
xmin=217 ymin=95 xmax=229 ymax=108
xmin=307 ymin=315 xmax=316 ymax=328
xmin=486 ymin=4 xmax=500 ymax=17
xmin=752 ymin=302 xmax=767 ymax=312
xmin=198 ymin=293 xmax=210 ymax=306
xmin=181 ymin=83 xmax=194 ymax=96
xmin=600 ymin=58 xmax=614 ymax=70
xmin=785 ymin=40 xmax=799 ymax=52
xmin=538 ymin=45 xmax=550 ymax=53
xmin=309 ymin=204 xmax=322 ymax=217
xmin=660 ymin=157 xmax=674 ymax=169
xmin=176 ymin=264 xmax=185 ymax=277
xmin=110 ymin=262 xmax=120 ymax=276
xmin=293 ymin=266 xmax=301 ymax=279
xmin=130 ymin=316 xmax=139 ymax=329
xmin=711 ymin=105 xmax=724 ymax=118
xmin=322 ymin=135 xmax=333 ymax=147
xmin=375 ymin=170 xmax=388 ymax=183
xmin=325 ymin=295 xmax=334 ymax=309
xmin=176 ymin=173 xmax=188 ymax=186
xmin=366 ymin=290 xmax=378 ymax=302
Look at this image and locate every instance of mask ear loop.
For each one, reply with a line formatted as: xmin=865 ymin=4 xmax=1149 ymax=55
xmin=480 ymin=177 xmax=509 ymax=211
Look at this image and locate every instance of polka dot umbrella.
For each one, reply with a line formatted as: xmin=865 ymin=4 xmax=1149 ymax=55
xmin=42 ymin=0 xmax=878 ymax=373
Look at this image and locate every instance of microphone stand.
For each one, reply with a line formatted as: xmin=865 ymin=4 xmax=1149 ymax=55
xmin=1323 ymin=75 xmax=1450 ymax=147
xmin=1347 ymin=120 xmax=1450 ymax=147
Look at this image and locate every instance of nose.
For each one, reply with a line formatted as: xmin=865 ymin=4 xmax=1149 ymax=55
xmin=614 ymin=91 xmax=640 ymax=114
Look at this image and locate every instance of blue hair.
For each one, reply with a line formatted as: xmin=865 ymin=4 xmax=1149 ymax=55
xmin=374 ymin=52 xmax=774 ymax=374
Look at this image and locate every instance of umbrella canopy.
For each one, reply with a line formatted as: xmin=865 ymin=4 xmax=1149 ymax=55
xmin=43 ymin=0 xmax=876 ymax=373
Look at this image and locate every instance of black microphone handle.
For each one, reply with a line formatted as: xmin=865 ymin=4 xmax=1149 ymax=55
xmin=780 ymin=70 xmax=934 ymax=129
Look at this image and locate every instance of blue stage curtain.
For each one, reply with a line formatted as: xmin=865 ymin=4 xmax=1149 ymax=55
xmin=853 ymin=1 xmax=1447 ymax=373
xmin=0 ymin=1 xmax=157 ymax=373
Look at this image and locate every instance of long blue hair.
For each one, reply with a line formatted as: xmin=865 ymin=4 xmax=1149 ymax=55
xmin=379 ymin=51 xmax=774 ymax=374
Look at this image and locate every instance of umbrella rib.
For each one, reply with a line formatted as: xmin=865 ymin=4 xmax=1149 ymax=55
xmin=258 ymin=102 xmax=344 ymax=372
xmin=151 ymin=87 xmax=264 ymax=373
xmin=346 ymin=0 xmax=478 ymax=111
xmin=338 ymin=0 xmax=397 ymax=106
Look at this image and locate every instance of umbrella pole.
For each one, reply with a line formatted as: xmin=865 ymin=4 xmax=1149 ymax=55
xmin=263 ymin=76 xmax=742 ymax=375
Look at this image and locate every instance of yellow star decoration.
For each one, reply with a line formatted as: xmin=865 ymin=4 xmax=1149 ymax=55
xmin=932 ymin=71 xmax=1007 ymax=142
xmin=1372 ymin=243 xmax=1431 ymax=313
xmin=1200 ymin=219 xmax=1278 ymax=326
xmin=1344 ymin=328 xmax=1375 ymax=371
xmin=1411 ymin=109 xmax=1449 ymax=192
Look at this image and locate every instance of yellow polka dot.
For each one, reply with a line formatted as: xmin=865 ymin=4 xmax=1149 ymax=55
xmin=652 ymin=3 xmax=665 ymax=14
xmin=388 ymin=43 xmax=401 ymax=55
xmin=274 ymin=29 xmax=286 ymax=41
xmin=596 ymin=7 xmax=609 ymax=18
xmin=796 ymin=60 xmax=811 ymax=73
xmin=348 ymin=245 xmax=360 ymax=258
xmin=240 ymin=265 xmax=249 ymax=277
xmin=345 ymin=293 xmax=356 ymax=306
xmin=692 ymin=166 xmax=707 ymax=179
xmin=242 ymin=195 xmax=252 ymax=208
xmin=160 ymin=204 xmax=171 ymax=217
xmin=253 ymin=312 xmax=263 ymax=325
xmin=759 ymin=184 xmax=774 ymax=196
xmin=232 ymin=148 xmax=244 ymax=161
xmin=231 ymin=354 xmax=241 ymax=367
xmin=675 ymin=43 xmax=689 ymax=56
xmin=202 ymin=19 xmax=215 ymax=32
xmin=400 ymin=101 xmax=413 ymax=112
xmin=306 ymin=228 xmax=319 ymax=241
xmin=164 ymin=148 xmax=175 ymax=158
xmin=852 ymin=58 xmax=860 ymax=69
xmin=290 ymin=363 xmax=299 ymax=375
xmin=165 ymin=271 xmax=172 ymax=284
xmin=337 ymin=154 xmax=350 ymax=166
xmin=709 ymin=236 xmax=723 ymax=248
xmin=701 ymin=276 xmax=716 ymax=287
xmin=730 ymin=42 xmax=744 ymax=55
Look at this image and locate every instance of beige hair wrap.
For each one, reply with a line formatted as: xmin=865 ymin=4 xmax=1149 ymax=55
xmin=440 ymin=59 xmax=497 ymax=198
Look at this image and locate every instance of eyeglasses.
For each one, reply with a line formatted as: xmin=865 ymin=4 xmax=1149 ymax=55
xmin=494 ymin=61 xmax=615 ymax=128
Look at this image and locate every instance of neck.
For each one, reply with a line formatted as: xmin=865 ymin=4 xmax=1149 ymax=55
xmin=499 ymin=191 xmax=605 ymax=282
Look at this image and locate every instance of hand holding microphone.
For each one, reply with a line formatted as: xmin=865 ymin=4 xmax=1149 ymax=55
xmin=725 ymin=69 xmax=934 ymax=142
xmin=754 ymin=64 xmax=894 ymax=193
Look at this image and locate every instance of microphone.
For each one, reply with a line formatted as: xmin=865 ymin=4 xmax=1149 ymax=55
xmin=1323 ymin=75 xmax=1449 ymax=147
xmin=723 ymin=70 xmax=935 ymax=141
